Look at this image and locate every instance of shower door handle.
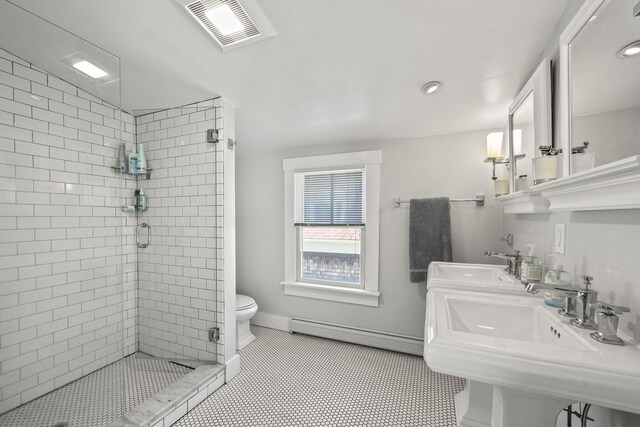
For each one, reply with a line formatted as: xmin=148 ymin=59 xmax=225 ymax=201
xmin=137 ymin=223 xmax=151 ymax=248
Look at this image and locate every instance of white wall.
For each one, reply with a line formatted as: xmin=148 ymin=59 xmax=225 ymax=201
xmin=236 ymin=130 xmax=502 ymax=339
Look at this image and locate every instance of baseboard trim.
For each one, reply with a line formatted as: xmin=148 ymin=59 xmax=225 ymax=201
xmin=251 ymin=312 xmax=424 ymax=356
xmin=290 ymin=317 xmax=423 ymax=356
xmin=251 ymin=311 xmax=290 ymax=332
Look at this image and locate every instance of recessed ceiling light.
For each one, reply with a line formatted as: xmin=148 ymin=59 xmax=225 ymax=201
xmin=617 ymin=40 xmax=640 ymax=58
xmin=72 ymin=60 xmax=108 ymax=79
xmin=205 ymin=4 xmax=244 ymax=36
xmin=421 ymin=81 xmax=442 ymax=95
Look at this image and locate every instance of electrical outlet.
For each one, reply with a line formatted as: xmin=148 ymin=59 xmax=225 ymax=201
xmin=555 ymin=223 xmax=566 ymax=254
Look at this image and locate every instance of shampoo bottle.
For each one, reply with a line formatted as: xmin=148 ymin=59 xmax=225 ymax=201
xmin=118 ymin=143 xmax=127 ymax=173
xmin=128 ymin=150 xmax=138 ymax=173
xmin=543 ymin=256 xmax=572 ymax=308
xmin=136 ymin=143 xmax=147 ymax=174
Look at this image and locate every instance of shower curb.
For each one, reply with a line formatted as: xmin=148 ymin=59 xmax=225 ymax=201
xmin=108 ymin=363 xmax=225 ymax=427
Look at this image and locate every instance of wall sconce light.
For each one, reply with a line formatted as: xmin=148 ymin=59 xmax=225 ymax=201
xmin=484 ymin=132 xmax=509 ymax=180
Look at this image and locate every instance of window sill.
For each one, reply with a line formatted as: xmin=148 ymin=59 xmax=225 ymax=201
xmin=281 ymin=281 xmax=380 ymax=307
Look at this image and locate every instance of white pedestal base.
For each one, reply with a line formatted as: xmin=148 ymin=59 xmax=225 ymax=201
xmin=454 ymin=380 xmax=493 ymax=426
xmin=491 ymin=386 xmax=571 ymax=427
xmin=236 ymin=320 xmax=256 ymax=350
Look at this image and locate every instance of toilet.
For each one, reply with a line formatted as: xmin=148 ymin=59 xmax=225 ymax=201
xmin=235 ymin=294 xmax=258 ymax=350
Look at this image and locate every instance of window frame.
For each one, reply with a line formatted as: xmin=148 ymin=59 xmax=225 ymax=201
xmin=281 ymin=150 xmax=381 ymax=307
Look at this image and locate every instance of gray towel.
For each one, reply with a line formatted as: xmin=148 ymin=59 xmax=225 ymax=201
xmin=409 ymin=198 xmax=452 ymax=283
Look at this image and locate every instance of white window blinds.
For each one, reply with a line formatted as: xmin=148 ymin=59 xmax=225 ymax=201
xmin=294 ymin=169 xmax=366 ymax=226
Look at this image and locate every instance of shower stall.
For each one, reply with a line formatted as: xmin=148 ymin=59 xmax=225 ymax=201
xmin=0 ymin=2 xmax=237 ymax=426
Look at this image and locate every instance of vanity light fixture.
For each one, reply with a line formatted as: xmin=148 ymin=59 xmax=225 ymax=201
xmin=421 ymin=81 xmax=442 ymax=95
xmin=72 ymin=60 xmax=108 ymax=79
xmin=484 ymin=132 xmax=509 ymax=180
xmin=617 ymin=40 xmax=640 ymax=58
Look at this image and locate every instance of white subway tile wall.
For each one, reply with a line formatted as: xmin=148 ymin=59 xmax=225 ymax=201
xmin=0 ymin=49 xmax=137 ymax=414
xmin=135 ymin=99 xmax=225 ymax=363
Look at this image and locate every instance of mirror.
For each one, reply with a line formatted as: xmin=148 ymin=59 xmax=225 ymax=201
xmin=507 ymin=58 xmax=552 ymax=193
xmin=511 ymin=92 xmax=534 ymax=190
xmin=560 ymin=0 xmax=640 ymax=175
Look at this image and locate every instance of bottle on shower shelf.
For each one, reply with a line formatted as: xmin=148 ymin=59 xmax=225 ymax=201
xmin=136 ymin=143 xmax=147 ymax=174
xmin=118 ymin=143 xmax=127 ymax=173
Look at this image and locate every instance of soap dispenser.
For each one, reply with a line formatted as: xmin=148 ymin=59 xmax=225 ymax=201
xmin=520 ymin=244 xmax=542 ymax=283
xmin=543 ymin=255 xmax=572 ymax=308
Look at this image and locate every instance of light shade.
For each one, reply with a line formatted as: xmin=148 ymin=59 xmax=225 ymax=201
xmin=512 ymin=129 xmax=523 ymax=155
xmin=72 ymin=60 xmax=108 ymax=79
xmin=205 ymin=4 xmax=245 ymax=36
xmin=486 ymin=132 xmax=503 ymax=158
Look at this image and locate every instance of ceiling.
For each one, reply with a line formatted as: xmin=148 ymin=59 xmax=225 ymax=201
xmin=6 ymin=0 xmax=568 ymax=151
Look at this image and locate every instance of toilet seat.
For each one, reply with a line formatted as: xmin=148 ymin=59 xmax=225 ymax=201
xmin=236 ymin=294 xmax=256 ymax=311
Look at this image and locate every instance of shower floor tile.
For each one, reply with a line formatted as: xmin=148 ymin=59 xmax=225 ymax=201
xmin=0 ymin=354 xmax=192 ymax=427
xmin=176 ymin=326 xmax=465 ymax=427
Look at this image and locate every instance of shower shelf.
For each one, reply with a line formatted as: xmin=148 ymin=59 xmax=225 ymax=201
xmin=111 ymin=166 xmax=152 ymax=179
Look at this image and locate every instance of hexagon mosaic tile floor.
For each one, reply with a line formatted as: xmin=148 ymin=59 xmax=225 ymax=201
xmin=175 ymin=326 xmax=465 ymax=427
xmin=0 ymin=354 xmax=192 ymax=427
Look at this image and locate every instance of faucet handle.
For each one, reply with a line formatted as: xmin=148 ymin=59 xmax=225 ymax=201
xmin=580 ymin=275 xmax=593 ymax=290
xmin=595 ymin=301 xmax=630 ymax=315
xmin=590 ymin=301 xmax=630 ymax=346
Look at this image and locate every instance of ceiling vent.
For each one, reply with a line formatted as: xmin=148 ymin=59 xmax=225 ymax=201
xmin=182 ymin=0 xmax=276 ymax=51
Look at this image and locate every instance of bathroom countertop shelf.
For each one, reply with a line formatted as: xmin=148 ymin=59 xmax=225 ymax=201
xmin=496 ymin=155 xmax=640 ymax=213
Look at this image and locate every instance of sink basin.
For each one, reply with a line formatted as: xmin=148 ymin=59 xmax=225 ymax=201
xmin=446 ymin=295 xmax=587 ymax=349
xmin=427 ymin=262 xmax=527 ymax=295
xmin=425 ymin=288 xmax=640 ymax=418
xmin=431 ymin=263 xmax=513 ymax=282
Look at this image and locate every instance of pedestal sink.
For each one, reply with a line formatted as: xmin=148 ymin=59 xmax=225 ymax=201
xmin=424 ymin=288 xmax=640 ymax=427
xmin=427 ymin=261 xmax=538 ymax=425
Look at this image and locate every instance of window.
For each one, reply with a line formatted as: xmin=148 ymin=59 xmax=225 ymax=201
xmin=295 ymin=170 xmax=364 ymax=287
xmin=282 ymin=151 xmax=381 ymax=306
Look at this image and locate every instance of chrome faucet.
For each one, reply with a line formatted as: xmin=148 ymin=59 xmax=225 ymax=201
xmin=524 ymin=275 xmax=598 ymax=330
xmin=484 ymin=250 xmax=522 ymax=279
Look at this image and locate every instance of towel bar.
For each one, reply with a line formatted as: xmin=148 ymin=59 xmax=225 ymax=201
xmin=393 ymin=195 xmax=485 ymax=208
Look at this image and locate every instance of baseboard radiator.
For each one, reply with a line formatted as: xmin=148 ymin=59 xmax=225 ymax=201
xmin=289 ymin=317 xmax=424 ymax=356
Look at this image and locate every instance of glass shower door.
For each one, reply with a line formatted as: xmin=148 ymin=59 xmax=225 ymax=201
xmin=134 ymin=101 xmax=221 ymax=363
